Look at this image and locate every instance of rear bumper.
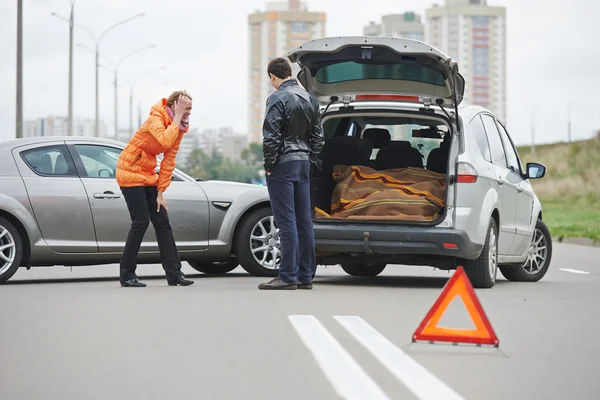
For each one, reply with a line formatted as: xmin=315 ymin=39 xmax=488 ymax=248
xmin=313 ymin=222 xmax=483 ymax=260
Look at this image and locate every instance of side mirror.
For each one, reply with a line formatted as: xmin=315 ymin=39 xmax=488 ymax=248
xmin=526 ymin=162 xmax=546 ymax=179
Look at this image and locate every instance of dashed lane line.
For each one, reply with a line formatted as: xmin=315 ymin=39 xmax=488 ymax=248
xmin=335 ymin=316 xmax=465 ymax=400
xmin=559 ymin=268 xmax=591 ymax=275
xmin=288 ymin=315 xmax=390 ymax=400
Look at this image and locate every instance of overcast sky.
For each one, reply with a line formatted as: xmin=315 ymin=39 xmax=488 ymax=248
xmin=1 ymin=0 xmax=599 ymax=145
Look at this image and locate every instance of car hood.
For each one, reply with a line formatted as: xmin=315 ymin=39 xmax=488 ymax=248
xmin=286 ymin=36 xmax=465 ymax=108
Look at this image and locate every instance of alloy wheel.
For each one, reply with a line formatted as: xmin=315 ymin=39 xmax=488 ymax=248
xmin=249 ymin=216 xmax=281 ymax=271
xmin=523 ymin=228 xmax=548 ymax=275
xmin=488 ymin=225 xmax=498 ymax=280
xmin=0 ymin=225 xmax=16 ymax=275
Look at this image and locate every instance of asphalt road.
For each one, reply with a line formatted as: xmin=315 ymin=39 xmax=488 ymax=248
xmin=1 ymin=242 xmax=599 ymax=400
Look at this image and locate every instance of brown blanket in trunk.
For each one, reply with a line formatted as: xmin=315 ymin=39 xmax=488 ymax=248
xmin=315 ymin=165 xmax=446 ymax=221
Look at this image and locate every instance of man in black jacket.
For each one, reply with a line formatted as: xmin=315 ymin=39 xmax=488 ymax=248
xmin=258 ymin=57 xmax=324 ymax=290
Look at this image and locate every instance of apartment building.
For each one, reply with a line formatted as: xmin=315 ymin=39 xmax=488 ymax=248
xmin=248 ymin=0 xmax=326 ymax=143
xmin=364 ymin=11 xmax=425 ymax=41
xmin=425 ymin=0 xmax=507 ymax=122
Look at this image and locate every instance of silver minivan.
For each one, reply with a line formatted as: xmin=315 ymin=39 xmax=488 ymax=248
xmin=289 ymin=36 xmax=551 ymax=288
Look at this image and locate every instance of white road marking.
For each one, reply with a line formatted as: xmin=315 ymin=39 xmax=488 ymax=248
xmin=288 ymin=315 xmax=390 ymax=400
xmin=559 ymin=268 xmax=591 ymax=275
xmin=335 ymin=315 xmax=465 ymax=400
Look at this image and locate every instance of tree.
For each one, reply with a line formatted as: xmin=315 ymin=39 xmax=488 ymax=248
xmin=182 ymin=145 xmax=262 ymax=183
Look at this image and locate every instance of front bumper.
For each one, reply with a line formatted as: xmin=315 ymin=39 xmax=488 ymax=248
xmin=314 ymin=222 xmax=483 ymax=260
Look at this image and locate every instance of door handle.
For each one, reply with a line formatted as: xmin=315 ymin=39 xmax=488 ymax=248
xmin=94 ymin=191 xmax=121 ymax=199
xmin=517 ymin=186 xmax=524 ymax=193
xmin=497 ymin=177 xmax=505 ymax=185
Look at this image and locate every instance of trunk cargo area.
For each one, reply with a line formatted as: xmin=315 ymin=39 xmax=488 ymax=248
xmin=313 ymin=165 xmax=446 ymax=222
xmin=310 ymin=112 xmax=450 ymax=224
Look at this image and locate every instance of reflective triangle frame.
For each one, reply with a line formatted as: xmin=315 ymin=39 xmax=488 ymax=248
xmin=412 ymin=266 xmax=499 ymax=347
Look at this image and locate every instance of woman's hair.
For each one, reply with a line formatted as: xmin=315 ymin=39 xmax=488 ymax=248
xmin=166 ymin=90 xmax=192 ymax=107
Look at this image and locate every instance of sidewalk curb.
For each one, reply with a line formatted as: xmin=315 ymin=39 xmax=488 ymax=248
xmin=553 ymin=236 xmax=600 ymax=247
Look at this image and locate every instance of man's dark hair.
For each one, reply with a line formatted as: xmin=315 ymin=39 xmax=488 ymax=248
xmin=267 ymin=57 xmax=292 ymax=79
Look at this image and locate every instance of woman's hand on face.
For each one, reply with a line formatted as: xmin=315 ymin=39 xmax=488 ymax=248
xmin=173 ymin=95 xmax=191 ymax=117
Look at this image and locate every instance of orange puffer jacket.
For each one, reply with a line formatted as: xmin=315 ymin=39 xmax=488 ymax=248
xmin=116 ymin=98 xmax=187 ymax=192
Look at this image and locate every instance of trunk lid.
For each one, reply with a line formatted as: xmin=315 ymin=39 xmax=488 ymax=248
xmin=286 ymin=36 xmax=465 ymax=109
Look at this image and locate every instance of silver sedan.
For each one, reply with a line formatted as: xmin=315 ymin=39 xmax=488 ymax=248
xmin=0 ymin=136 xmax=283 ymax=283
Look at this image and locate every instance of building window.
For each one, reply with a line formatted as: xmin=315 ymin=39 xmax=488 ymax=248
xmin=472 ymin=16 xmax=489 ymax=28
xmin=290 ymin=21 xmax=309 ymax=34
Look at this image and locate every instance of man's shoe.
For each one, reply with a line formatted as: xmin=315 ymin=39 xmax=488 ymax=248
xmin=168 ymin=275 xmax=194 ymax=286
xmin=120 ymin=278 xmax=146 ymax=287
xmin=297 ymin=282 xmax=313 ymax=290
xmin=258 ymin=277 xmax=297 ymax=290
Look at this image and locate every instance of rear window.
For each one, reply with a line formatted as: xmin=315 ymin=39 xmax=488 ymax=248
xmin=315 ymin=61 xmax=446 ymax=86
xmin=322 ymin=115 xmax=449 ymax=164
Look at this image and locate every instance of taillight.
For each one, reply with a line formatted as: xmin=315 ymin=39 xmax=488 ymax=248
xmin=456 ymin=162 xmax=478 ymax=183
xmin=443 ymin=242 xmax=458 ymax=249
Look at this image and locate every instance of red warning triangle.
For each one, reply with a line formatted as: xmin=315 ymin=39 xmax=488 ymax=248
xmin=412 ymin=266 xmax=499 ymax=347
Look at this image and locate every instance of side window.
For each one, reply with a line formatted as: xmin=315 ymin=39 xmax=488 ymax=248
xmin=495 ymin=122 xmax=523 ymax=175
xmin=468 ymin=115 xmax=492 ymax=162
xmin=74 ymin=145 xmax=121 ymax=178
xmin=21 ymin=145 xmax=77 ymax=177
xmin=481 ymin=114 xmax=508 ymax=168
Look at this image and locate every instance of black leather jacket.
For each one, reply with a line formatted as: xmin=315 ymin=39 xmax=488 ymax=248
xmin=262 ymin=79 xmax=324 ymax=173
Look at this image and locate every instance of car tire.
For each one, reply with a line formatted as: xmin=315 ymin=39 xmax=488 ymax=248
xmin=340 ymin=262 xmax=387 ymax=277
xmin=463 ymin=217 xmax=498 ymax=289
xmin=188 ymin=260 xmax=239 ymax=274
xmin=0 ymin=217 xmax=23 ymax=284
xmin=234 ymin=207 xmax=280 ymax=277
xmin=500 ymin=219 xmax=553 ymax=282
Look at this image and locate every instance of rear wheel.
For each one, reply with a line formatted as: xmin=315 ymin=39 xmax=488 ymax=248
xmin=463 ymin=217 xmax=498 ymax=288
xmin=500 ymin=219 xmax=552 ymax=282
xmin=234 ymin=207 xmax=281 ymax=277
xmin=188 ymin=260 xmax=239 ymax=274
xmin=341 ymin=262 xmax=387 ymax=277
xmin=0 ymin=217 xmax=23 ymax=284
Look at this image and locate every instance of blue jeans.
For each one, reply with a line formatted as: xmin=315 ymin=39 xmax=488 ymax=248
xmin=266 ymin=160 xmax=316 ymax=284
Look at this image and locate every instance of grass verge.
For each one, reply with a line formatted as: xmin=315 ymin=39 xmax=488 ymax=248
xmin=516 ymin=138 xmax=599 ymax=241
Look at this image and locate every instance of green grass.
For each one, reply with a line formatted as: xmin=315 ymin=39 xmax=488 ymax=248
xmin=540 ymin=199 xmax=600 ymax=241
xmin=516 ymin=138 xmax=600 ymax=241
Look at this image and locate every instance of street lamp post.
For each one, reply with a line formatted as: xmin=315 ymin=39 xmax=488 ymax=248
xmin=567 ymin=101 xmax=573 ymax=145
xmin=16 ymin=0 xmax=23 ymax=139
xmin=51 ymin=11 xmax=146 ymax=138
xmin=94 ymin=13 xmax=146 ymax=137
xmin=113 ymin=45 xmax=155 ymax=140
xmin=67 ymin=1 xmax=75 ymax=136
xmin=531 ymin=108 xmax=536 ymax=155
xmin=128 ymin=67 xmax=167 ymax=135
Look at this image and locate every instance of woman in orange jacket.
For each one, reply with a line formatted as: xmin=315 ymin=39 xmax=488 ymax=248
xmin=115 ymin=90 xmax=194 ymax=287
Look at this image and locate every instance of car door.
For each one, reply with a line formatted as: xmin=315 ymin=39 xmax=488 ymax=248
xmin=66 ymin=141 xmax=210 ymax=254
xmin=495 ymin=121 xmax=535 ymax=255
xmin=12 ymin=142 xmax=98 ymax=253
xmin=480 ymin=114 xmax=517 ymax=256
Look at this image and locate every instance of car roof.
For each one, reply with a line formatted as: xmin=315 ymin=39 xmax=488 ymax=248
xmin=0 ymin=136 xmax=126 ymax=149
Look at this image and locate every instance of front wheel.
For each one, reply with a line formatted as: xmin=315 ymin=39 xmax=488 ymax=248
xmin=341 ymin=262 xmax=387 ymax=277
xmin=188 ymin=260 xmax=239 ymax=274
xmin=234 ymin=207 xmax=281 ymax=277
xmin=462 ymin=217 xmax=498 ymax=288
xmin=500 ymin=219 xmax=552 ymax=282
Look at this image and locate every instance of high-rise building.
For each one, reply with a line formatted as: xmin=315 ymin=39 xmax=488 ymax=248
xmin=248 ymin=0 xmax=326 ymax=143
xmin=364 ymin=12 xmax=425 ymax=41
xmin=425 ymin=0 xmax=506 ymax=122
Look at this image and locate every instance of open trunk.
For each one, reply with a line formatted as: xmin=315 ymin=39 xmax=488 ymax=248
xmin=310 ymin=112 xmax=452 ymax=224
xmin=285 ymin=36 xmax=464 ymax=225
